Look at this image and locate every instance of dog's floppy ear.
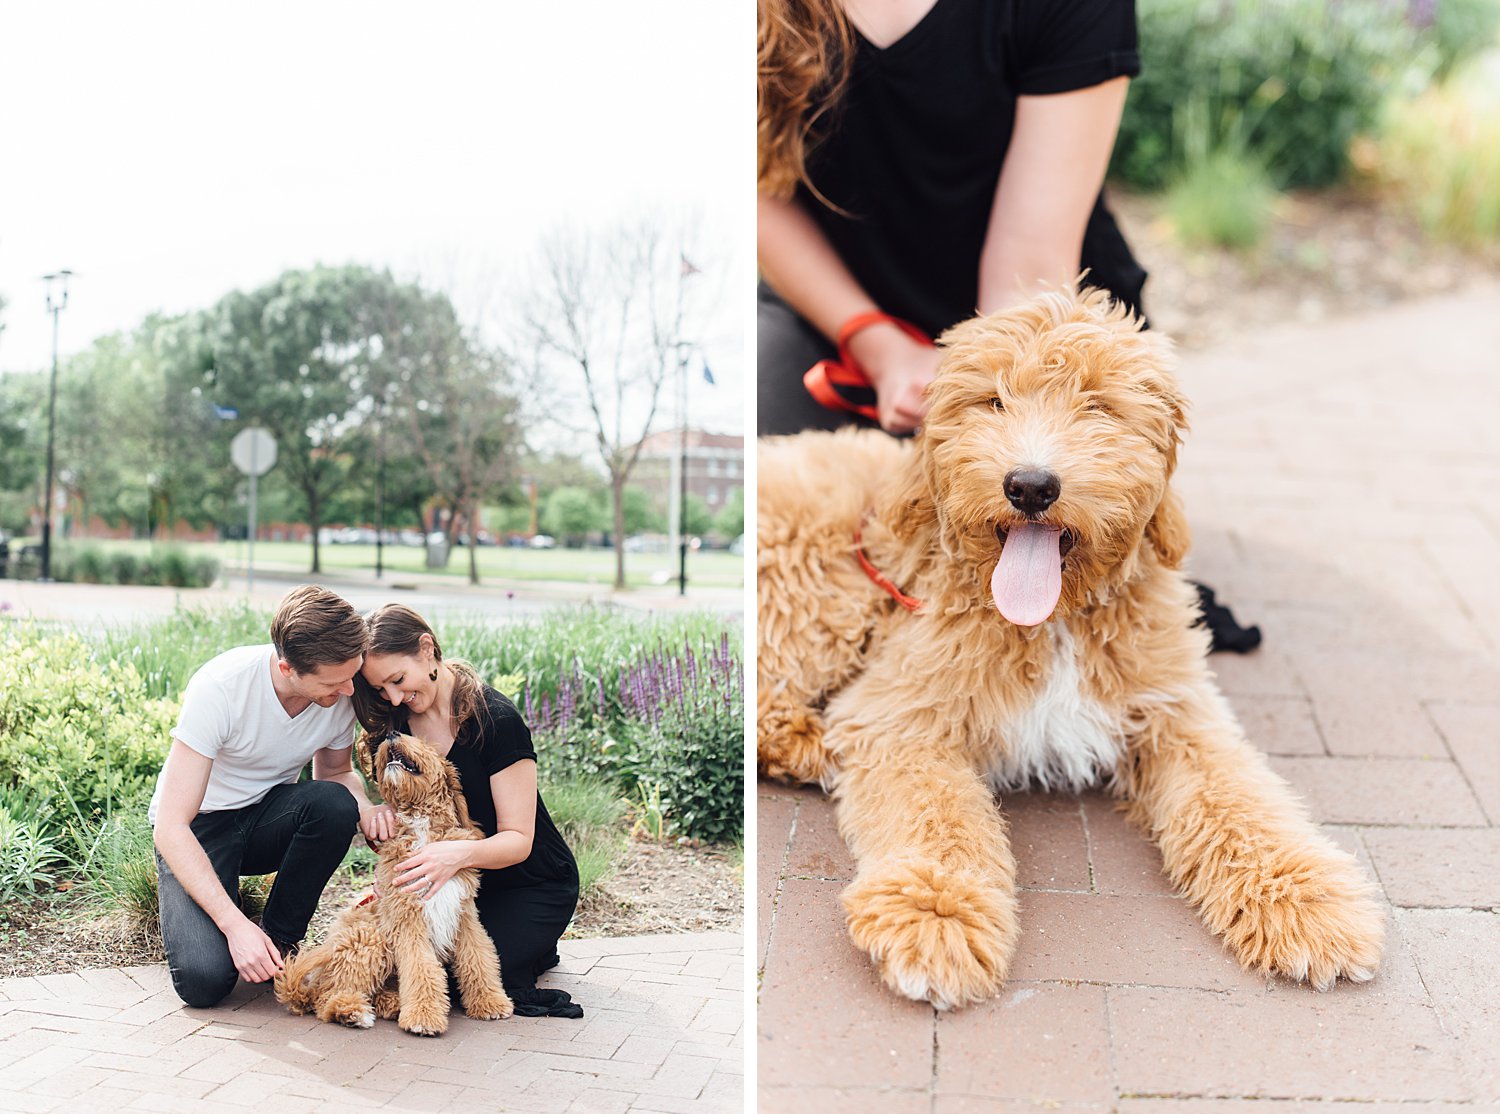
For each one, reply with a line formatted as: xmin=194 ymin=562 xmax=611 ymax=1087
xmin=356 ymin=732 xmax=377 ymax=781
xmin=444 ymin=761 xmax=475 ymax=831
xmin=1146 ymin=487 xmax=1191 ymax=569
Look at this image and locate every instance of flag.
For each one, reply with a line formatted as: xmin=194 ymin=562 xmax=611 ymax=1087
xmin=701 ymin=359 xmax=715 ymax=386
xmin=680 ymin=254 xmax=701 ymax=278
xmin=213 ymin=405 xmax=239 ymax=420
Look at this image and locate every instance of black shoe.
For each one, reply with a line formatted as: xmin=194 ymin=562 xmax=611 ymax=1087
xmin=509 ymin=987 xmax=583 ymax=1019
xmin=1193 ymin=582 xmax=1262 ymax=655
xmin=271 ymin=939 xmax=301 ymax=965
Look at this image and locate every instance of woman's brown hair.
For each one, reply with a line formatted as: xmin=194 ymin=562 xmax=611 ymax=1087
xmin=758 ymin=0 xmax=855 ymax=200
xmin=351 ymin=604 xmax=487 ymax=744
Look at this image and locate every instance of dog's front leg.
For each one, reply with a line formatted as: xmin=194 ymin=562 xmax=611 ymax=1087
xmin=450 ymin=908 xmax=513 ymax=1020
xmin=830 ymin=683 xmax=1019 ymax=1010
xmin=390 ymin=917 xmax=451 ymax=1036
xmin=1119 ymin=688 xmax=1384 ymax=989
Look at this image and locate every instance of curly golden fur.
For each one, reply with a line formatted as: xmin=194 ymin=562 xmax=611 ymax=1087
xmin=758 ymin=286 xmax=1384 ymax=1009
xmin=273 ymin=732 xmax=512 ymax=1035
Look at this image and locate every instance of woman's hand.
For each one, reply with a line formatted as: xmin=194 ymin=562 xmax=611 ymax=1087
xmin=360 ymin=803 xmax=397 ymax=848
xmin=847 ymin=324 xmax=942 ymax=434
xmin=392 ymin=840 xmax=475 ymax=901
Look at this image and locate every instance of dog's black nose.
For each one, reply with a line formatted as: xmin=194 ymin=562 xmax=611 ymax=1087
xmin=1004 ymin=468 xmax=1061 ymax=516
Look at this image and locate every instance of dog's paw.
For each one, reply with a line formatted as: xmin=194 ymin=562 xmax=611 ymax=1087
xmin=373 ymin=987 xmax=400 ymax=1020
xmin=843 ymin=860 xmax=1018 ymax=1010
xmin=758 ymin=704 xmax=834 ymax=786
xmin=463 ymin=987 xmax=514 ymax=1021
xmin=1216 ymin=858 xmax=1386 ymax=990
xmin=398 ymin=1003 xmax=449 ymax=1036
xmin=315 ymin=992 xmax=376 ymax=1029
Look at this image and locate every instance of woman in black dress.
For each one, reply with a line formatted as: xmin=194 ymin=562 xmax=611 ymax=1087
xmin=352 ymin=603 xmax=583 ymax=1019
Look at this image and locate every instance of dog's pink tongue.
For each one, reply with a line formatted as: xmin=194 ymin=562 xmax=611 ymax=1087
xmin=991 ymin=524 xmax=1064 ymax=626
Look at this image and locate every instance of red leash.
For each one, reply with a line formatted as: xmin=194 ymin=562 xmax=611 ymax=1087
xmin=854 ymin=515 xmax=923 ymax=613
xmin=804 ymin=312 xmax=932 ymax=422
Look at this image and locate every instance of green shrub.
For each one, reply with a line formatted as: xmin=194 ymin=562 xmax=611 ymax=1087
xmin=1167 ymin=146 xmax=1277 ymax=250
xmin=71 ymin=811 xmax=159 ymax=924
xmin=154 ymin=547 xmax=193 ymax=588
xmin=0 ymin=627 xmax=178 ymax=842
xmin=1367 ymin=67 xmax=1500 ymax=247
xmin=1115 ymin=0 xmax=1416 ymax=190
xmin=449 ymin=606 xmax=734 ymax=700
xmin=1426 ymin=0 xmax=1500 ymax=81
xmin=543 ymin=776 xmax=628 ymax=896
xmin=97 ymin=601 xmax=266 ymax=700
xmin=108 ymin=549 xmax=141 ymax=585
xmin=0 ymin=800 xmax=59 ymax=906
xmin=610 ymin=634 xmax=743 ymax=844
xmin=69 ymin=544 xmax=110 ymax=585
xmin=193 ymin=555 xmax=221 ymax=588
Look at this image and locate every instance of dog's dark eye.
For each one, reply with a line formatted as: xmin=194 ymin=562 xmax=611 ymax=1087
xmin=986 ymin=396 xmax=1005 ymax=413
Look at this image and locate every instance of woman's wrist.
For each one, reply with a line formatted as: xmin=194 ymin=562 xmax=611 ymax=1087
xmin=846 ymin=321 xmax=925 ymax=388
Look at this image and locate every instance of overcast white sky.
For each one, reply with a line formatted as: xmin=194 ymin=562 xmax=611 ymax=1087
xmin=0 ymin=1 xmax=751 ymax=436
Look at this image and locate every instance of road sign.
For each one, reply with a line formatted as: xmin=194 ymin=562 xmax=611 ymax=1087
xmin=229 ymin=427 xmax=276 ymax=596
xmin=231 ymin=427 xmax=276 ymax=477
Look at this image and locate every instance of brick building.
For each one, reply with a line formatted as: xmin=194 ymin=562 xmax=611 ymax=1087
xmin=631 ymin=429 xmax=744 ymax=522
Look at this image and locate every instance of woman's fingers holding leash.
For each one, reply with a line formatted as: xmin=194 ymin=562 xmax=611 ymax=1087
xmin=856 ymin=340 xmax=940 ymax=435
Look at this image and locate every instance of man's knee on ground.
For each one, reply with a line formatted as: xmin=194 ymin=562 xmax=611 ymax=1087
xmin=171 ymin=960 xmax=238 ymax=1009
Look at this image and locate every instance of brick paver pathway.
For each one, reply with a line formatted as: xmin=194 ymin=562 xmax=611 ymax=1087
xmin=0 ymin=931 xmax=742 ymax=1113
xmin=759 ymin=283 xmax=1500 ymax=1110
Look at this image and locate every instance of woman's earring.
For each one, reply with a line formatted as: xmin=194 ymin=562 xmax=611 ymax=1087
xmin=429 ymin=668 xmax=438 ymax=682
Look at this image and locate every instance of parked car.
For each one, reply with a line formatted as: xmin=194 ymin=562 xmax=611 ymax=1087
xmin=529 ymin=534 xmax=557 ymax=549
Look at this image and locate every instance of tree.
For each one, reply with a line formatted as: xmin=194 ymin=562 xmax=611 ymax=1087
xmin=681 ymin=493 xmax=713 ymax=537
xmin=522 ymin=217 xmax=702 ymax=589
xmin=713 ymin=486 xmax=744 ymax=539
xmin=622 ymin=486 xmax=662 ymax=535
xmin=204 ymin=266 xmax=465 ymax=573
xmin=368 ymin=283 xmax=522 ymax=585
xmin=542 ymin=486 xmax=604 ymax=546
xmin=0 ymin=373 xmax=44 ymax=535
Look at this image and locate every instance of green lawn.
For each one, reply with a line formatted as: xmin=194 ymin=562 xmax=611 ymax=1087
xmin=55 ymin=538 xmax=745 ymax=589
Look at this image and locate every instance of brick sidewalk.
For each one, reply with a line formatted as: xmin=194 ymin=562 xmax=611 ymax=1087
xmin=759 ymin=283 xmax=1500 ymax=1110
xmin=0 ymin=931 xmax=742 ymax=1113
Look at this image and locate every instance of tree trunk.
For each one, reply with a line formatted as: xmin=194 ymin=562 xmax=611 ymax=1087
xmin=467 ymin=498 xmax=480 ymax=586
xmin=612 ymin=474 xmax=627 ymax=590
xmin=308 ymin=485 xmax=322 ymax=573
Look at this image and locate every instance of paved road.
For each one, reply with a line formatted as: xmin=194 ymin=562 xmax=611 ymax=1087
xmin=0 ymin=563 xmax=744 ymax=630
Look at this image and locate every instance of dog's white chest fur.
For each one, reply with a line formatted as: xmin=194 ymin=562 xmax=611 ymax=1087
xmin=397 ymin=814 xmax=466 ymax=959
xmin=987 ymin=626 xmax=1122 ymax=793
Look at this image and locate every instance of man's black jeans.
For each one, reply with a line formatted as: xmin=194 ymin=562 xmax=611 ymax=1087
xmin=156 ymin=780 xmax=358 ymax=1008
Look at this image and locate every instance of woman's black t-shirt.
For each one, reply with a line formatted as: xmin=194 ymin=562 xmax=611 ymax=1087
xmin=798 ymin=0 xmax=1145 ymax=338
xmin=398 ymin=686 xmax=578 ymax=892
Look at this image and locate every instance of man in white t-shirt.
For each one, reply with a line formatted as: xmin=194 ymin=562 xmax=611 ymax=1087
xmin=151 ymin=585 xmax=397 ymax=1007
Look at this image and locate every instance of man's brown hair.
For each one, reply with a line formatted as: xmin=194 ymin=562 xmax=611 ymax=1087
xmin=270 ymin=586 xmax=367 ymax=675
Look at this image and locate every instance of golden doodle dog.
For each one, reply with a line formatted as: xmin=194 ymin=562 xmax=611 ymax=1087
xmin=758 ymin=287 xmax=1384 ymax=1010
xmin=274 ymin=731 xmax=513 ymax=1035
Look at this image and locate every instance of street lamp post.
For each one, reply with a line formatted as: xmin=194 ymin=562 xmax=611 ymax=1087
xmin=40 ymin=270 xmax=72 ymax=582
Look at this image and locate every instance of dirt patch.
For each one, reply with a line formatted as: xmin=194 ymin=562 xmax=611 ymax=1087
xmin=1111 ymin=187 xmax=1500 ymax=351
xmin=0 ymin=837 xmax=742 ymax=980
xmin=568 ymin=838 xmax=744 ymax=939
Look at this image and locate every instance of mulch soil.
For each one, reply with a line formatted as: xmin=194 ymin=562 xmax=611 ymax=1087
xmin=0 ymin=836 xmax=742 ymax=980
xmin=1110 ymin=187 xmax=1500 ymax=351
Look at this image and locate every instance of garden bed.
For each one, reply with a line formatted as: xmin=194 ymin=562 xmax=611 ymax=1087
xmin=0 ymin=833 xmax=742 ymax=980
xmin=1111 ymin=186 xmax=1500 ymax=352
